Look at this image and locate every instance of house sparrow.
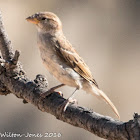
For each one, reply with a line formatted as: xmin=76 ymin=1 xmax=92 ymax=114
xmin=26 ymin=12 xmax=120 ymax=118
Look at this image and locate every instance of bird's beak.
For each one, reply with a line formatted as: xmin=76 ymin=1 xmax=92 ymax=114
xmin=26 ymin=16 xmax=39 ymax=25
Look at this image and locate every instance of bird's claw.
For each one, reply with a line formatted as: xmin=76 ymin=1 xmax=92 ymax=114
xmin=63 ymin=97 xmax=78 ymax=112
xmin=40 ymin=89 xmax=53 ymax=98
xmin=40 ymin=89 xmax=63 ymax=99
xmin=57 ymin=91 xmax=63 ymax=97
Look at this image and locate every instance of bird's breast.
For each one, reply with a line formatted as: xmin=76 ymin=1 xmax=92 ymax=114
xmin=37 ymin=33 xmax=82 ymax=88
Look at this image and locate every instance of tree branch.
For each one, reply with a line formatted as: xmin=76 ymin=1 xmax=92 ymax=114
xmin=0 ymin=11 xmax=14 ymax=61
xmin=0 ymin=11 xmax=140 ymax=140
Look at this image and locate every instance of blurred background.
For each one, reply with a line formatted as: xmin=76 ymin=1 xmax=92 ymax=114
xmin=0 ymin=0 xmax=140 ymax=139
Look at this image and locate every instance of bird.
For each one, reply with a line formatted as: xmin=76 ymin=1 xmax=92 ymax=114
xmin=26 ymin=12 xmax=120 ymax=118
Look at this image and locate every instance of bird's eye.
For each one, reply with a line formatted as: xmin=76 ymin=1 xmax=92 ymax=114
xmin=41 ymin=17 xmax=46 ymax=20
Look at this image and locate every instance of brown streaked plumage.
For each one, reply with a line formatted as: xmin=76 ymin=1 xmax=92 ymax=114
xmin=26 ymin=12 xmax=120 ymax=118
xmin=54 ymin=37 xmax=99 ymax=87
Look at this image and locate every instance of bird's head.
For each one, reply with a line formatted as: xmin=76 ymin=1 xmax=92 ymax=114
xmin=26 ymin=12 xmax=62 ymax=33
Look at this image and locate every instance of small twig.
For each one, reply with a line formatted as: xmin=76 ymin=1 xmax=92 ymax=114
xmin=4 ymin=50 xmax=20 ymax=70
xmin=12 ymin=50 xmax=20 ymax=65
xmin=0 ymin=11 xmax=14 ymax=61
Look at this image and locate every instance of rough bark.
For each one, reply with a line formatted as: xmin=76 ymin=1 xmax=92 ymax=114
xmin=0 ymin=11 xmax=140 ymax=140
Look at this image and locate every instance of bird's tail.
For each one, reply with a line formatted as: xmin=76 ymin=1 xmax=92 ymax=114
xmin=84 ymin=83 xmax=120 ymax=119
xmin=97 ymin=89 xmax=120 ymax=119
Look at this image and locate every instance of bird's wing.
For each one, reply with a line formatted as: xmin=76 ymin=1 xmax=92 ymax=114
xmin=53 ymin=38 xmax=98 ymax=87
